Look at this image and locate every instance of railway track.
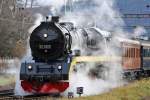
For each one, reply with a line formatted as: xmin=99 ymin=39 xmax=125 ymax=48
xmin=0 ymin=89 xmax=14 ymax=96
xmin=0 ymin=89 xmax=61 ymax=100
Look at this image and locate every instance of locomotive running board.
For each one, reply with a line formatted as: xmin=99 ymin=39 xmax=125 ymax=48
xmin=69 ymin=56 xmax=121 ymax=79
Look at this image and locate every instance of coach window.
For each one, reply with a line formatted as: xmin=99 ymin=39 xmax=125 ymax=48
xmin=129 ymin=48 xmax=131 ymax=58
xmin=146 ymin=48 xmax=148 ymax=57
xmin=144 ymin=49 xmax=146 ymax=57
xmin=132 ymin=48 xmax=133 ymax=57
xmin=123 ymin=47 xmax=125 ymax=57
xmin=133 ymin=48 xmax=135 ymax=58
xmin=126 ymin=48 xmax=128 ymax=57
xmin=144 ymin=49 xmax=147 ymax=57
xmin=128 ymin=48 xmax=130 ymax=58
xmin=128 ymin=48 xmax=129 ymax=57
xmin=123 ymin=47 xmax=124 ymax=57
xmin=146 ymin=49 xmax=149 ymax=57
xmin=145 ymin=49 xmax=146 ymax=57
xmin=135 ymin=48 xmax=137 ymax=58
xmin=143 ymin=49 xmax=144 ymax=57
xmin=148 ymin=48 xmax=150 ymax=57
xmin=136 ymin=48 xmax=137 ymax=57
xmin=139 ymin=49 xmax=140 ymax=57
xmin=137 ymin=48 xmax=138 ymax=57
xmin=145 ymin=49 xmax=147 ymax=57
xmin=133 ymin=48 xmax=134 ymax=57
xmin=129 ymin=48 xmax=130 ymax=58
xmin=146 ymin=49 xmax=148 ymax=57
xmin=130 ymin=48 xmax=132 ymax=57
xmin=137 ymin=48 xmax=139 ymax=57
xmin=127 ymin=47 xmax=129 ymax=57
xmin=126 ymin=48 xmax=129 ymax=57
xmin=136 ymin=49 xmax=137 ymax=57
xmin=148 ymin=49 xmax=149 ymax=57
xmin=124 ymin=47 xmax=125 ymax=57
xmin=143 ymin=49 xmax=145 ymax=57
xmin=135 ymin=48 xmax=136 ymax=58
xmin=131 ymin=48 xmax=132 ymax=58
xmin=131 ymin=48 xmax=133 ymax=57
xmin=149 ymin=48 xmax=150 ymax=57
xmin=137 ymin=49 xmax=139 ymax=57
xmin=124 ymin=47 xmax=126 ymax=57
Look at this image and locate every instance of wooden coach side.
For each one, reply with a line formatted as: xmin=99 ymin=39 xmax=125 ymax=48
xmin=121 ymin=41 xmax=141 ymax=70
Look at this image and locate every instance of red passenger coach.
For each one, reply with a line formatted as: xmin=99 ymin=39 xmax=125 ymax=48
xmin=121 ymin=39 xmax=141 ymax=70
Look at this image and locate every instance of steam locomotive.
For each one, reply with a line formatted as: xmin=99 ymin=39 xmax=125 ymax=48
xmin=20 ymin=16 xmax=73 ymax=94
xmin=20 ymin=14 xmax=110 ymax=94
xmin=20 ymin=16 xmax=108 ymax=94
xmin=20 ymin=16 xmax=150 ymax=95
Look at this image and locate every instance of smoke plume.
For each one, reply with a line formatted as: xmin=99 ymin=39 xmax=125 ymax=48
xmin=61 ymin=0 xmax=125 ymax=97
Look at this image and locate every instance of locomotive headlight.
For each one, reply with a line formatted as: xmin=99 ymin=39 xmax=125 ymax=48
xmin=43 ymin=33 xmax=48 ymax=38
xmin=28 ymin=65 xmax=32 ymax=70
xmin=58 ymin=65 xmax=62 ymax=70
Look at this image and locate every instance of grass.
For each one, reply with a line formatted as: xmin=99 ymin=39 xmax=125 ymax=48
xmin=0 ymin=74 xmax=148 ymax=100
xmin=59 ymin=78 xmax=150 ymax=100
xmin=0 ymin=75 xmax=15 ymax=86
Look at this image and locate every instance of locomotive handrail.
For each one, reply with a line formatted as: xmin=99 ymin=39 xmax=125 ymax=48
xmin=73 ymin=56 xmax=121 ymax=62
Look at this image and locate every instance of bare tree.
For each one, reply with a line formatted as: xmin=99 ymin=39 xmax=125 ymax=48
xmin=0 ymin=0 xmax=33 ymax=58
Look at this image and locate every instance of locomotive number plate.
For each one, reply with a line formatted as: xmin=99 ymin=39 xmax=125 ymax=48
xmin=39 ymin=45 xmax=51 ymax=49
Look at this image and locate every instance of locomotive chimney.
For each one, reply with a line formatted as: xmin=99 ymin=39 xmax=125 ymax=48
xmin=46 ymin=16 xmax=49 ymax=22
xmin=51 ymin=16 xmax=59 ymax=23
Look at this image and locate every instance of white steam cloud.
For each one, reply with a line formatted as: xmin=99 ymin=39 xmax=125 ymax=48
xmin=36 ymin=0 xmax=65 ymax=8
xmin=133 ymin=26 xmax=147 ymax=37
xmin=61 ymin=0 xmax=125 ymax=97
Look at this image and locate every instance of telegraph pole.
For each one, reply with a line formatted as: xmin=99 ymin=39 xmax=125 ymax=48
xmin=68 ymin=0 xmax=73 ymax=12
xmin=0 ymin=0 xmax=4 ymax=15
xmin=19 ymin=0 xmax=28 ymax=40
xmin=64 ymin=0 xmax=67 ymax=15
xmin=25 ymin=0 xmax=28 ymax=8
xmin=31 ymin=0 xmax=34 ymax=8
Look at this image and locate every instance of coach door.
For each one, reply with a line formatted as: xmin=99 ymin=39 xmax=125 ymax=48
xmin=122 ymin=42 xmax=141 ymax=70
